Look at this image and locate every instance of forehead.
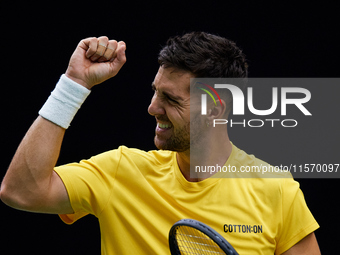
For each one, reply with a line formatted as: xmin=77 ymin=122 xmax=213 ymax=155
xmin=153 ymin=66 xmax=193 ymax=94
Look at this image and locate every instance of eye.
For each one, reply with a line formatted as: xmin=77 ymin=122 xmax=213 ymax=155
xmin=166 ymin=95 xmax=178 ymax=104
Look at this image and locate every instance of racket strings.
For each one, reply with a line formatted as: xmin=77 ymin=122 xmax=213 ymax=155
xmin=175 ymin=226 xmax=226 ymax=255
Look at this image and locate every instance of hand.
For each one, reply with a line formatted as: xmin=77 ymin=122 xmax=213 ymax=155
xmin=65 ymin=36 xmax=126 ymax=89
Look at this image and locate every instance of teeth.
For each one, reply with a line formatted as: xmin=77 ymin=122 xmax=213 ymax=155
xmin=158 ymin=123 xmax=171 ymax=128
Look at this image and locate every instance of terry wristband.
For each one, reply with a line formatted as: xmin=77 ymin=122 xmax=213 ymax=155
xmin=39 ymin=74 xmax=91 ymax=129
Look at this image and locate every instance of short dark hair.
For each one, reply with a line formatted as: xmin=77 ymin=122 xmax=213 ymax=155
xmin=158 ymin=31 xmax=248 ymax=78
xmin=158 ymin=32 xmax=248 ymax=117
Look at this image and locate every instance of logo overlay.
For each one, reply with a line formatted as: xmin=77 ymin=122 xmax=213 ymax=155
xmin=190 ymin=78 xmax=340 ymax=179
xmin=197 ymin=82 xmax=223 ymax=114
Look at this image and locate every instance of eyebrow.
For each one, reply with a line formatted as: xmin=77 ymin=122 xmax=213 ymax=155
xmin=151 ymin=82 xmax=184 ymax=101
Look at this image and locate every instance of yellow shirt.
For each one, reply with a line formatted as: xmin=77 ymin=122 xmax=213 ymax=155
xmin=54 ymin=144 xmax=319 ymax=254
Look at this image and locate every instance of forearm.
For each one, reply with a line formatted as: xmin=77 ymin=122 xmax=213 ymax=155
xmin=1 ymin=116 xmax=65 ymax=209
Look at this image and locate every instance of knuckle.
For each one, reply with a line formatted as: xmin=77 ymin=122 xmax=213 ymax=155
xmin=88 ymin=37 xmax=97 ymax=44
xmin=108 ymin=40 xmax=118 ymax=50
xmin=89 ymin=38 xmax=98 ymax=50
xmin=98 ymin=36 xmax=109 ymax=42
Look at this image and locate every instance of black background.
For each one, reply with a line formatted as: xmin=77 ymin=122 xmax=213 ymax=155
xmin=1 ymin=1 xmax=339 ymax=254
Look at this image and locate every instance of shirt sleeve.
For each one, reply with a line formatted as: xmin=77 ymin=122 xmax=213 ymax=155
xmin=275 ymin=178 xmax=319 ymax=254
xmin=54 ymin=147 xmax=123 ymax=224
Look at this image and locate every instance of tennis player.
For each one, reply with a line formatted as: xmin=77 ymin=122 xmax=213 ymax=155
xmin=0 ymin=32 xmax=320 ymax=254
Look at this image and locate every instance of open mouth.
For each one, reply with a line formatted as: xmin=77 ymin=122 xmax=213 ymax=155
xmin=158 ymin=123 xmax=172 ymax=129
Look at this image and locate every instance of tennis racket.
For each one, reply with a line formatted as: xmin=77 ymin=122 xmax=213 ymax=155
xmin=169 ymin=219 xmax=239 ymax=255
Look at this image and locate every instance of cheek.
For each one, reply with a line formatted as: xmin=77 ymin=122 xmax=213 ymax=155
xmin=170 ymin=108 xmax=190 ymax=126
xmin=179 ymin=103 xmax=191 ymax=120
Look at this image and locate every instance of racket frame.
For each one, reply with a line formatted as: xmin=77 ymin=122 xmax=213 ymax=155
xmin=169 ymin=218 xmax=239 ymax=255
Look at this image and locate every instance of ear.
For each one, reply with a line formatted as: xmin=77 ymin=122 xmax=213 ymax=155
xmin=206 ymin=99 xmax=227 ymax=121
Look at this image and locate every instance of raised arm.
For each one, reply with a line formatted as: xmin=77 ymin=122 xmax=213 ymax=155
xmin=0 ymin=36 xmax=126 ymax=214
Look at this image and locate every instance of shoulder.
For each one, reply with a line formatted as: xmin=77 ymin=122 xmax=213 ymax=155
xmin=229 ymin=143 xmax=293 ymax=179
xmin=226 ymin=143 xmax=305 ymax=207
xmin=87 ymin=146 xmax=174 ymax=163
xmin=99 ymin=146 xmax=176 ymax=175
xmin=55 ymin=146 xmax=175 ymax=177
xmin=118 ymin=146 xmax=175 ymax=164
xmin=221 ymin=144 xmax=300 ymax=203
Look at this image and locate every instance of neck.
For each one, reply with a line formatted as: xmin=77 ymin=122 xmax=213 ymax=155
xmin=176 ymin=130 xmax=232 ymax=182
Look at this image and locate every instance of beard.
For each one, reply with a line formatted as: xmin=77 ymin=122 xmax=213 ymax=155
xmin=154 ymin=122 xmax=190 ymax=152
xmin=154 ymin=114 xmax=204 ymax=152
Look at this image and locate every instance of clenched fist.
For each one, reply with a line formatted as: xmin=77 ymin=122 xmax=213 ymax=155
xmin=65 ymin=36 xmax=126 ymax=89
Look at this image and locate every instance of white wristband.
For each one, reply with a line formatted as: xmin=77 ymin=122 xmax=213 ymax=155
xmin=39 ymin=74 xmax=91 ymax=129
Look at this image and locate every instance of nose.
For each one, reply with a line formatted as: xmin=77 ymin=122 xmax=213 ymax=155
xmin=148 ymin=93 xmax=165 ymax=116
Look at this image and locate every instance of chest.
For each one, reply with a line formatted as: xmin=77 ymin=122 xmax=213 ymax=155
xmin=100 ymin=175 xmax=281 ymax=254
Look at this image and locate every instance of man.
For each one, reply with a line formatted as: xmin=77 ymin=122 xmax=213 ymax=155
xmin=0 ymin=32 xmax=320 ymax=254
